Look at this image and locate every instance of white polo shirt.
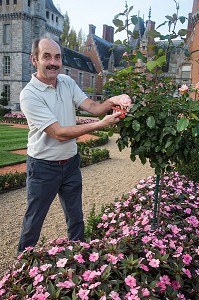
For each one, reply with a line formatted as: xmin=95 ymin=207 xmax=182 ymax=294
xmin=20 ymin=74 xmax=88 ymax=160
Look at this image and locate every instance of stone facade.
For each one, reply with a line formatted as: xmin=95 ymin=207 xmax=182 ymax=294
xmin=0 ymin=0 xmax=63 ymax=109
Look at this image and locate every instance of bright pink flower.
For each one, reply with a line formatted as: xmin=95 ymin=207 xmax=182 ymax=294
xmin=29 ymin=266 xmax=39 ymax=277
xmin=159 ymin=275 xmax=171 ymax=285
xmin=139 ymin=264 xmax=149 ymax=271
xmin=56 ymin=280 xmax=75 ymax=288
xmin=32 ymin=292 xmax=50 ymax=300
xmin=182 ymin=268 xmax=192 ymax=278
xmin=82 ymin=270 xmax=101 ymax=281
xmin=182 ymin=254 xmax=192 ymax=265
xmin=0 ymin=289 xmax=6 ymax=296
xmin=171 ymin=280 xmax=181 ymax=290
xmin=48 ymin=246 xmax=65 ymax=255
xmin=125 ymin=275 xmax=136 ymax=288
xmin=142 ymin=288 xmax=150 ymax=296
xmin=74 ymin=254 xmax=85 ymax=263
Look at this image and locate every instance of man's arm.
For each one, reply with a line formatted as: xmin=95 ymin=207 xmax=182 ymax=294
xmin=44 ymin=111 xmax=121 ymax=141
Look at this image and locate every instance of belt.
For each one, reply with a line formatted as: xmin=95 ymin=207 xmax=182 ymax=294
xmin=51 ymin=159 xmax=69 ymax=164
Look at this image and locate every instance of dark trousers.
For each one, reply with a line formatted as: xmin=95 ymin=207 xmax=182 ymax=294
xmin=18 ymin=153 xmax=84 ymax=252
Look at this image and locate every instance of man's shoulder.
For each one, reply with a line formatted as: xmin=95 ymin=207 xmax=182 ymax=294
xmin=58 ymin=74 xmax=74 ymax=84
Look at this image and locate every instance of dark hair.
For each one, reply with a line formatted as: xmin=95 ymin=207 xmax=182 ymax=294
xmin=31 ymin=36 xmax=62 ymax=59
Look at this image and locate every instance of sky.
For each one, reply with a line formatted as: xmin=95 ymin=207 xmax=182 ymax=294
xmin=54 ymin=0 xmax=193 ymax=40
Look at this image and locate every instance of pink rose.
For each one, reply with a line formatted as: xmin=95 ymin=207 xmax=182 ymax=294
xmin=179 ymin=84 xmax=189 ymax=94
xmin=119 ymin=94 xmax=132 ymax=111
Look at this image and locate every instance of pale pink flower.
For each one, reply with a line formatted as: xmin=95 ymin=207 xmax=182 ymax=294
xmin=110 ymin=291 xmax=121 ymax=300
xmin=148 ymin=258 xmax=160 ymax=268
xmin=119 ymin=94 xmax=132 ymax=111
xmin=40 ymin=264 xmax=52 ymax=272
xmin=194 ymin=82 xmax=199 ymax=90
xmin=56 ymin=258 xmax=68 ymax=268
xmin=89 ymin=282 xmax=101 ymax=289
xmin=109 ymin=78 xmax=115 ymax=82
xmin=82 ymin=270 xmax=101 ymax=281
xmin=33 ymin=274 xmax=44 ymax=286
xmin=179 ymin=84 xmax=189 ymax=94
xmin=123 ymin=52 xmax=129 ymax=57
xmin=48 ymin=246 xmax=65 ymax=255
xmin=77 ymin=288 xmax=90 ymax=300
xmin=89 ymin=252 xmax=99 ymax=262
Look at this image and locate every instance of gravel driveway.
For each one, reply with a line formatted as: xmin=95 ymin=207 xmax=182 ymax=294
xmin=0 ymin=134 xmax=154 ymax=276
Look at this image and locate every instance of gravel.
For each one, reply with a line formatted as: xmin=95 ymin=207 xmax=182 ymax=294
xmin=0 ymin=134 xmax=154 ymax=276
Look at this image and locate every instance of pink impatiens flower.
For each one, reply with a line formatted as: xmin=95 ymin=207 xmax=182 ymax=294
xmin=56 ymin=258 xmax=68 ymax=268
xmin=89 ymin=252 xmax=99 ymax=262
xmin=124 ymin=275 xmax=137 ymax=288
xmin=77 ymin=288 xmax=90 ymax=300
xmin=148 ymin=259 xmax=160 ymax=268
xmin=74 ymin=254 xmax=85 ymax=263
xmin=182 ymin=254 xmax=192 ymax=265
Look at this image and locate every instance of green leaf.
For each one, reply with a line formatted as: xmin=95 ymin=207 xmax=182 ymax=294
xmin=156 ymin=21 xmax=168 ymax=29
xmin=177 ymin=118 xmax=189 ymax=132
xmin=147 ymin=29 xmax=161 ymax=38
xmin=132 ymin=120 xmax=140 ymax=131
xmin=146 ymin=60 xmax=158 ymax=71
xmin=179 ymin=16 xmax=186 ymax=24
xmin=131 ymin=15 xmax=138 ymax=25
xmin=165 ymin=15 xmax=173 ymax=22
xmin=146 ymin=116 xmax=155 ymax=128
xmin=178 ymin=29 xmax=187 ymax=36
xmin=112 ymin=18 xmax=124 ymax=27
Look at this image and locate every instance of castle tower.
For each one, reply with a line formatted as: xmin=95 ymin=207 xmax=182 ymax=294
xmin=0 ymin=0 xmax=63 ymax=109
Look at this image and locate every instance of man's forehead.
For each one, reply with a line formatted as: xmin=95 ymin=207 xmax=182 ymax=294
xmin=39 ymin=39 xmax=61 ymax=54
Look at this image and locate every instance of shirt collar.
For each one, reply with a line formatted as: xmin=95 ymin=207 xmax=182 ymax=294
xmin=31 ymin=73 xmax=64 ymax=91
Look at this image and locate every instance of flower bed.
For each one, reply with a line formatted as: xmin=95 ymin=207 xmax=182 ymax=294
xmin=0 ymin=172 xmax=198 ymax=299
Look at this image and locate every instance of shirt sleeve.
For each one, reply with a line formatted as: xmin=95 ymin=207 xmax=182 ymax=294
xmin=20 ymin=89 xmax=57 ymax=132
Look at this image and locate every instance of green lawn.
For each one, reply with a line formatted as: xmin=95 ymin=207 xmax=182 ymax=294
xmin=0 ymin=124 xmax=28 ymax=167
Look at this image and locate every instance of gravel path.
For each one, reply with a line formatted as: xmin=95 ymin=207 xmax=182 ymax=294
xmin=0 ymin=134 xmax=154 ymax=276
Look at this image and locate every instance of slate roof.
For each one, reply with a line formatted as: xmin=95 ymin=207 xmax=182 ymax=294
xmin=92 ymin=35 xmax=126 ymax=69
xmin=46 ymin=0 xmax=63 ymax=17
xmin=62 ymin=48 xmax=97 ymax=73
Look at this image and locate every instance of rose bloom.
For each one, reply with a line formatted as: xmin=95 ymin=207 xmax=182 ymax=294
xmin=123 ymin=52 xmax=129 ymax=57
xmin=119 ymin=94 xmax=132 ymax=111
xmin=179 ymin=84 xmax=189 ymax=94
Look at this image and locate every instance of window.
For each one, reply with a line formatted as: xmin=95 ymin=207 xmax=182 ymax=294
xmin=3 ymin=56 xmax=11 ymax=75
xmin=52 ymin=14 xmax=54 ymax=21
xmin=46 ymin=11 xmax=49 ymax=19
xmin=3 ymin=24 xmax=11 ymax=45
xmin=6 ymin=0 xmax=9 ymax=5
xmin=64 ymin=68 xmax=70 ymax=75
xmin=88 ymin=45 xmax=92 ymax=51
xmin=3 ymin=85 xmax=10 ymax=102
xmin=0 ymin=0 xmax=2 ymax=5
xmin=78 ymin=72 xmax=83 ymax=88
xmin=181 ymin=65 xmax=191 ymax=80
xmin=14 ymin=0 xmax=17 ymax=4
xmin=87 ymin=62 xmax=94 ymax=71
xmin=91 ymin=75 xmax=95 ymax=88
xmin=56 ymin=16 xmax=58 ymax=23
xmin=74 ymin=58 xmax=82 ymax=68
xmin=28 ymin=0 xmax=30 ymax=7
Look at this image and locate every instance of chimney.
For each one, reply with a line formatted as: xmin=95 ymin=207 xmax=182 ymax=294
xmin=186 ymin=13 xmax=193 ymax=40
xmin=89 ymin=24 xmax=96 ymax=35
xmin=102 ymin=24 xmax=114 ymax=43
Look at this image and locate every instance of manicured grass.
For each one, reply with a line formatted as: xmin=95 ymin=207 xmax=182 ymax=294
xmin=0 ymin=124 xmax=28 ymax=167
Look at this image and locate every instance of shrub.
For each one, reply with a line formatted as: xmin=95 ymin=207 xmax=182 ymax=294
xmin=0 ymin=107 xmax=11 ymax=116
xmin=1 ymin=172 xmax=199 ymax=299
xmin=0 ymin=172 xmax=26 ymax=193
xmin=175 ymin=154 xmax=199 ymax=183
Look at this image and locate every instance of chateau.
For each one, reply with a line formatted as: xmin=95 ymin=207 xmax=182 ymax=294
xmin=0 ymin=0 xmax=199 ymax=111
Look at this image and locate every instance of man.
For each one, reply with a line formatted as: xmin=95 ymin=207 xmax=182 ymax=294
xmin=18 ymin=37 xmax=131 ymax=253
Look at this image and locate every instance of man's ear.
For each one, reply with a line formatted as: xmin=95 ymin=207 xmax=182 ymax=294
xmin=31 ymin=54 xmax=37 ymax=67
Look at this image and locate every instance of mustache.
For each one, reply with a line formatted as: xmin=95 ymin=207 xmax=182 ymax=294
xmin=46 ymin=65 xmax=59 ymax=70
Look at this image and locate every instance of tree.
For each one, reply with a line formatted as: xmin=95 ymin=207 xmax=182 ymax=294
xmin=0 ymin=92 xmax=8 ymax=107
xmin=61 ymin=12 xmax=85 ymax=51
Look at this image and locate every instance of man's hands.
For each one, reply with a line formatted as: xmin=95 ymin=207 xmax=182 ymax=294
xmin=98 ymin=111 xmax=121 ymax=128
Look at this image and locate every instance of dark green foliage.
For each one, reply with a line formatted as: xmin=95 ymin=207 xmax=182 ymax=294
xmin=0 ymin=172 xmax=26 ymax=193
xmin=175 ymin=155 xmax=199 ymax=182
xmin=0 ymin=107 xmax=11 ymax=116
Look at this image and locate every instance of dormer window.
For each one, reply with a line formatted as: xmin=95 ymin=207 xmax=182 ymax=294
xmin=87 ymin=62 xmax=93 ymax=71
xmin=56 ymin=16 xmax=58 ymax=23
xmin=74 ymin=58 xmax=81 ymax=68
xmin=46 ymin=11 xmax=49 ymax=19
xmin=52 ymin=14 xmax=54 ymax=21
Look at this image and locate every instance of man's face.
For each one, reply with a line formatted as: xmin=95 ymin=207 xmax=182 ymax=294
xmin=32 ymin=39 xmax=62 ymax=86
